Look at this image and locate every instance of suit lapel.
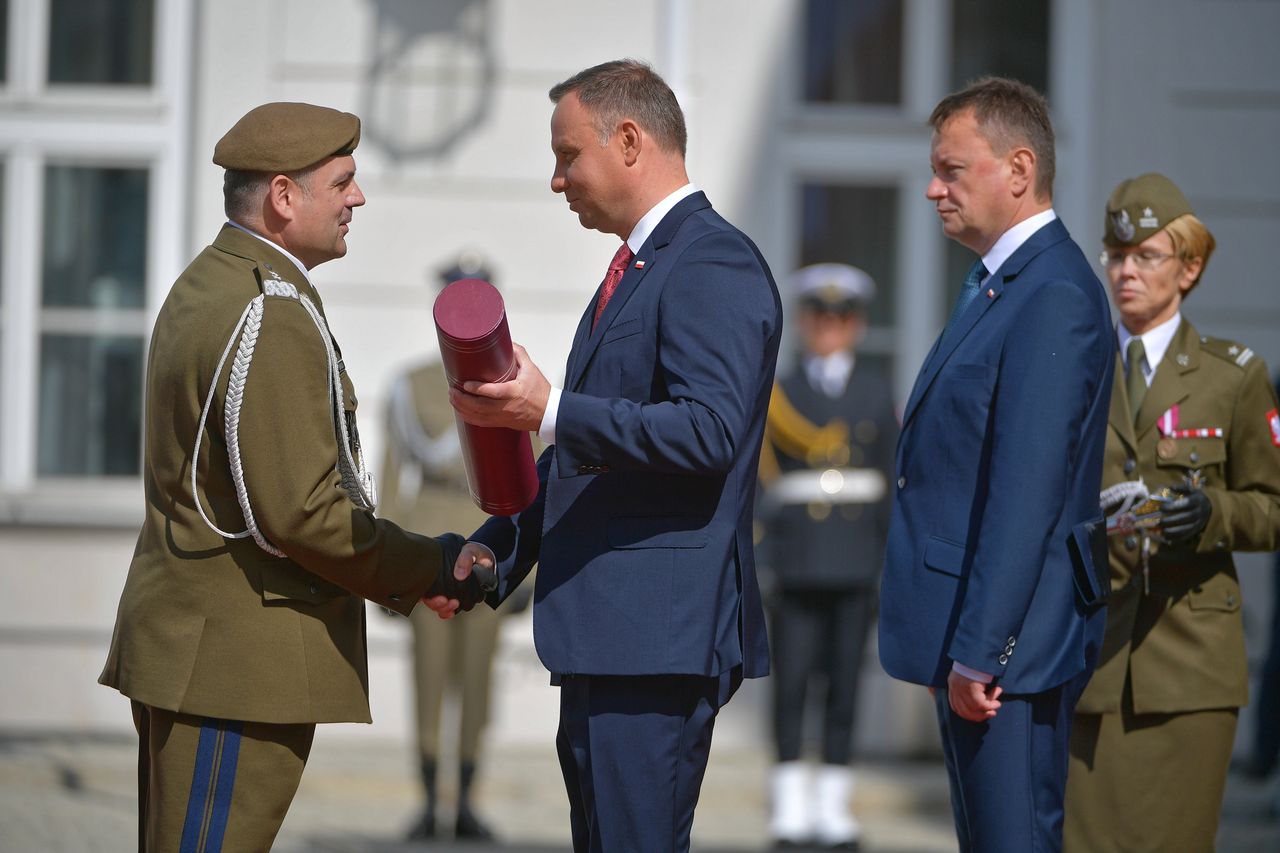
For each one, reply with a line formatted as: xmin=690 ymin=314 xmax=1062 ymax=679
xmin=901 ymin=218 xmax=1072 ymax=430
xmin=1134 ymin=319 xmax=1198 ymax=439
xmin=566 ymin=192 xmax=711 ymax=391
xmin=1108 ymin=355 xmax=1137 ymax=456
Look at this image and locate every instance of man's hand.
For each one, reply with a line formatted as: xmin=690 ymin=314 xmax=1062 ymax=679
xmin=449 ymin=343 xmax=550 ymax=432
xmin=1158 ymin=485 xmax=1212 ymax=546
xmin=422 ymin=539 xmax=497 ymax=620
xmin=422 ymin=535 xmax=495 ymax=618
xmin=947 ymin=669 xmax=1003 ymax=722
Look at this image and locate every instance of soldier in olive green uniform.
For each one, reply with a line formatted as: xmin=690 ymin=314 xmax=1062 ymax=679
xmin=99 ymin=103 xmax=480 ymax=852
xmin=1065 ymin=174 xmax=1280 ymax=852
xmin=381 ymin=357 xmax=501 ymax=841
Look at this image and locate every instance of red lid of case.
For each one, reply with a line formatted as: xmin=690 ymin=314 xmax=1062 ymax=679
xmin=433 ymin=279 xmax=505 ymax=350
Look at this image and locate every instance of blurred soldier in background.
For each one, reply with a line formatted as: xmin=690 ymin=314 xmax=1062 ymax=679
xmin=757 ymin=264 xmax=897 ymax=850
xmin=380 ymin=254 xmax=505 ymax=842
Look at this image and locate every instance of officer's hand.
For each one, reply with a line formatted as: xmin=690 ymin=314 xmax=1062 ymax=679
xmin=423 ymin=534 xmax=495 ymax=615
xmin=1158 ymin=485 xmax=1212 ymax=546
xmin=947 ymin=670 xmax=1002 ymax=722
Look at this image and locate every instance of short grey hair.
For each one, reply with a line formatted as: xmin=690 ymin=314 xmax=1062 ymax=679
xmin=549 ymin=59 xmax=687 ymax=157
xmin=222 ymin=166 xmax=314 ymax=220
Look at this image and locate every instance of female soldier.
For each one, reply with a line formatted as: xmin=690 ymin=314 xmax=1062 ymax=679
xmin=1065 ymin=173 xmax=1280 ymax=851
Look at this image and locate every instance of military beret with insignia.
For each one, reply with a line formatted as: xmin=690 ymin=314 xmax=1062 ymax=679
xmin=792 ymin=263 xmax=875 ymax=314
xmin=213 ymin=102 xmax=361 ymax=172
xmin=1103 ymin=172 xmax=1194 ymax=247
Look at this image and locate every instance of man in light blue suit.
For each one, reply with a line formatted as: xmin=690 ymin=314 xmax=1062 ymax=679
xmin=879 ymin=77 xmax=1113 ymax=852
xmin=432 ymin=60 xmax=782 ymax=853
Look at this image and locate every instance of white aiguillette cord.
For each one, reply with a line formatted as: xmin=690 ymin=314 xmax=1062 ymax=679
xmin=191 ymin=283 xmax=376 ymax=557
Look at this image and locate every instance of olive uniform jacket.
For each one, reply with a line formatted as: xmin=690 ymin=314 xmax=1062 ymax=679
xmin=1076 ymin=318 xmax=1280 ymax=715
xmin=379 ymin=361 xmax=490 ymax=536
xmin=100 ymin=225 xmax=446 ymax=725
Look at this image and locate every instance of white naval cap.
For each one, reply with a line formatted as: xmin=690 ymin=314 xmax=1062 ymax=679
xmin=791 ymin=263 xmax=876 ymax=313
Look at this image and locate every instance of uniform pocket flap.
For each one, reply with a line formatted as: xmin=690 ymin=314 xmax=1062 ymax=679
xmin=923 ymin=535 xmax=966 ymax=577
xmin=1068 ymin=517 xmax=1110 ymax=606
xmin=607 ymin=516 xmax=708 ymax=549
xmin=260 ymin=561 xmax=345 ymax=604
xmin=1187 ymin=583 xmax=1241 ymax=612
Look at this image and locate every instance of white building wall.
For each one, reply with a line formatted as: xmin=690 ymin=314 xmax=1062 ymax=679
xmin=1 ymin=0 xmax=1277 ymax=758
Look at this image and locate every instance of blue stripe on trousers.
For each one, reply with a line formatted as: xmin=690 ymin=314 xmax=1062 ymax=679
xmin=180 ymin=718 xmax=243 ymax=852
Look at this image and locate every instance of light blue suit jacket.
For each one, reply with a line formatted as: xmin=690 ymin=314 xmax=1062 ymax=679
xmin=879 ymin=218 xmax=1114 ymax=693
xmin=475 ymin=192 xmax=782 ymax=679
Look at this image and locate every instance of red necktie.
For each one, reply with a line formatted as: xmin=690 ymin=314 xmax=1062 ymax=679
xmin=592 ymin=243 xmax=634 ymax=329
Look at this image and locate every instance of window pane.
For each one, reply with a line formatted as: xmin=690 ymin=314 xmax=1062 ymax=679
xmin=48 ymin=0 xmax=154 ymax=85
xmin=804 ymin=0 xmax=903 ymax=105
xmin=951 ymin=0 xmax=1050 ymax=94
xmin=42 ymin=165 xmax=148 ymax=309
xmin=38 ymin=334 xmax=144 ymax=476
xmin=798 ymin=183 xmax=898 ymax=328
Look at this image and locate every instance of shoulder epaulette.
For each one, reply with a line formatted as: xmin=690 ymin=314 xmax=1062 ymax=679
xmin=1199 ymin=335 xmax=1255 ymax=369
xmin=256 ymin=265 xmax=300 ymax=300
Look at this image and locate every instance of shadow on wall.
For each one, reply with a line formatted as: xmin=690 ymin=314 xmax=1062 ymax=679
xmin=362 ymin=0 xmax=496 ymax=162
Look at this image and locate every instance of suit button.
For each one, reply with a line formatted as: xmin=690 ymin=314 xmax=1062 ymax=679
xmin=1007 ymin=636 xmax=1016 ymax=646
xmin=897 ymin=476 xmax=907 ymax=489
xmin=309 ymin=582 xmax=319 ymax=595
xmin=1226 ymin=594 xmax=1237 ymax=607
xmin=1124 ymin=536 xmax=1138 ymax=551
xmin=389 ymin=593 xmax=401 ymax=602
xmin=999 ymin=654 xmax=1009 ymax=665
xmin=1124 ymin=459 xmax=1136 ymax=474
xmin=1189 ymin=451 xmax=1200 ymax=464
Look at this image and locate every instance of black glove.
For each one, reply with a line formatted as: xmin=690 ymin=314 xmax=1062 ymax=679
xmin=426 ymin=533 xmax=496 ymax=612
xmin=1158 ymin=486 xmax=1212 ymax=547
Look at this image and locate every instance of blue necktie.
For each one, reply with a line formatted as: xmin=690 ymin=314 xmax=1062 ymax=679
xmin=942 ymin=259 xmax=987 ymax=341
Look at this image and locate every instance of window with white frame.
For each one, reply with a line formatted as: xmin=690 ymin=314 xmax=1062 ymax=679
xmin=780 ymin=0 xmax=1053 ymax=399
xmin=0 ymin=0 xmax=192 ymax=521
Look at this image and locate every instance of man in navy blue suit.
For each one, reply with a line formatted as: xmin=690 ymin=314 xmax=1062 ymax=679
xmin=878 ymin=77 xmax=1113 ymax=852
xmin=430 ymin=60 xmax=782 ymax=852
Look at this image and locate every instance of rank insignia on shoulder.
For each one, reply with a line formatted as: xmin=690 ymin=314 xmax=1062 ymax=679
xmin=1268 ymin=408 xmax=1280 ymax=448
xmin=264 ymin=279 xmax=299 ymax=299
xmin=1236 ymin=347 xmax=1255 ymax=367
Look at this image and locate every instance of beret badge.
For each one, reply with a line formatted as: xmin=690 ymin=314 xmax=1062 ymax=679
xmin=1110 ymin=209 xmax=1135 ymax=243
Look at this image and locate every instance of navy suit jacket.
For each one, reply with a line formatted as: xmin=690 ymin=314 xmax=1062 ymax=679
xmin=474 ymin=192 xmax=782 ymax=679
xmin=879 ymin=218 xmax=1114 ymax=694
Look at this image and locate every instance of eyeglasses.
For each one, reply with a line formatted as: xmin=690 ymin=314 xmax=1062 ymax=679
xmin=1098 ymin=250 xmax=1177 ymax=271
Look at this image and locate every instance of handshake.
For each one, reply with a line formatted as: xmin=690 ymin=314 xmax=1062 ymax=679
xmin=426 ymin=533 xmax=499 ymax=616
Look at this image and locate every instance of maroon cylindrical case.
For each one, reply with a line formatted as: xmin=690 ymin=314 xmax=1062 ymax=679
xmin=433 ymin=278 xmax=539 ymax=515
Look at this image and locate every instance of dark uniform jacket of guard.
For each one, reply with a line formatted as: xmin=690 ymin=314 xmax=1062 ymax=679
xmin=759 ymin=361 xmax=898 ymax=589
xmin=1076 ymin=318 xmax=1280 ymax=715
xmin=100 ymin=225 xmax=445 ymax=724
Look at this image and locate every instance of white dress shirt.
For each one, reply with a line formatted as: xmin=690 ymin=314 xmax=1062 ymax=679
xmin=1117 ymin=312 xmax=1182 ymax=387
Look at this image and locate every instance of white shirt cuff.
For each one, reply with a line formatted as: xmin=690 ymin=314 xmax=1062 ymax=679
xmin=538 ymin=386 xmax=561 ymax=446
xmin=951 ymin=661 xmax=995 ymax=684
xmin=467 ymin=541 xmax=497 ymax=569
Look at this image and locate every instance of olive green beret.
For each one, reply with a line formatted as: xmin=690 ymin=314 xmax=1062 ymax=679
xmin=1103 ymin=172 xmax=1194 ymax=247
xmin=213 ymin=102 xmax=361 ymax=172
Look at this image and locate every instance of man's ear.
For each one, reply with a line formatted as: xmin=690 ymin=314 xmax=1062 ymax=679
xmin=1008 ymin=146 xmax=1036 ymax=197
xmin=619 ymin=119 xmax=642 ymax=167
xmin=265 ymin=173 xmax=297 ymax=222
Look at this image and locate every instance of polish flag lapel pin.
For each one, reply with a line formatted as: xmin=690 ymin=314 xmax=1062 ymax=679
xmin=634 ymin=260 xmax=646 ymax=269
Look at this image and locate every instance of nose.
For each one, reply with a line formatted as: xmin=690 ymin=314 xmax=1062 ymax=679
xmin=925 ymin=176 xmax=945 ymax=201
xmin=551 ymin=162 xmax=567 ymax=195
xmin=348 ymin=179 xmax=366 ymax=208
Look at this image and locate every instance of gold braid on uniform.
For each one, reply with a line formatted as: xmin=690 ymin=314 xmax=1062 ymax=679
xmin=759 ymin=383 xmax=850 ymax=486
